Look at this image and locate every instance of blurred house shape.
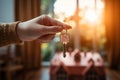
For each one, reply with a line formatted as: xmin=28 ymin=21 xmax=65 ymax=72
xmin=50 ymin=50 xmax=106 ymax=80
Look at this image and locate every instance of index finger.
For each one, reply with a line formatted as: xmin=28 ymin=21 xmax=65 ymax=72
xmin=39 ymin=15 xmax=72 ymax=29
xmin=49 ymin=18 xmax=72 ymax=29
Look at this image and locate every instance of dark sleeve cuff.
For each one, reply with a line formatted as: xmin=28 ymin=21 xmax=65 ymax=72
xmin=8 ymin=22 xmax=22 ymax=43
xmin=0 ymin=22 xmax=23 ymax=47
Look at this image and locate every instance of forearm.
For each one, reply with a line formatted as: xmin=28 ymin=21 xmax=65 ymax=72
xmin=0 ymin=22 xmax=22 ymax=47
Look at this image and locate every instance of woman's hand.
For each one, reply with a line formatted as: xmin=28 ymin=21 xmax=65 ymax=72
xmin=17 ymin=15 xmax=71 ymax=43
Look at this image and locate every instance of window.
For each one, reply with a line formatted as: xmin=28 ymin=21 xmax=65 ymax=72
xmin=40 ymin=0 xmax=57 ymax=64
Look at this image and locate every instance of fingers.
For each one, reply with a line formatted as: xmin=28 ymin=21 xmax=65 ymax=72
xmin=50 ymin=19 xmax=72 ymax=29
xmin=39 ymin=15 xmax=72 ymax=29
xmin=42 ymin=25 xmax=63 ymax=34
xmin=38 ymin=34 xmax=55 ymax=43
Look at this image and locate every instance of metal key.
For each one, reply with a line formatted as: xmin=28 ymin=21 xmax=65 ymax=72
xmin=63 ymin=44 xmax=66 ymax=57
xmin=60 ymin=29 xmax=70 ymax=57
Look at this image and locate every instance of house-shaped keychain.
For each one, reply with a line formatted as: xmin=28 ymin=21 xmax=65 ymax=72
xmin=50 ymin=50 xmax=106 ymax=80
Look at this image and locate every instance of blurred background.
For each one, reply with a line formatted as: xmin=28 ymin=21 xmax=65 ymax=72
xmin=0 ymin=0 xmax=120 ymax=80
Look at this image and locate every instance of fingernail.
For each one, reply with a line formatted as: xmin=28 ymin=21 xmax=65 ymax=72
xmin=62 ymin=25 xmax=72 ymax=29
xmin=66 ymin=25 xmax=72 ymax=29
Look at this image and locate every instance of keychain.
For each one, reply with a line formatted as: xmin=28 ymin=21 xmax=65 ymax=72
xmin=60 ymin=28 xmax=70 ymax=57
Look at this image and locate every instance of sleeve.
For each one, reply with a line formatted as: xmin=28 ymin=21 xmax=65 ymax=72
xmin=0 ymin=22 xmax=22 ymax=47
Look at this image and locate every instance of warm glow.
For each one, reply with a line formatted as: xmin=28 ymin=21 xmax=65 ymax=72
xmin=80 ymin=0 xmax=104 ymax=25
xmin=54 ymin=0 xmax=104 ymax=25
xmin=54 ymin=0 xmax=105 ymax=46
xmin=79 ymin=0 xmax=104 ymax=10
xmin=84 ymin=10 xmax=99 ymax=25
xmin=54 ymin=0 xmax=76 ymax=17
xmin=79 ymin=0 xmax=95 ymax=9
xmin=96 ymin=0 xmax=105 ymax=10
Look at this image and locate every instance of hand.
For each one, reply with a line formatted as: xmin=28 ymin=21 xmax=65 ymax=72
xmin=17 ymin=15 xmax=71 ymax=43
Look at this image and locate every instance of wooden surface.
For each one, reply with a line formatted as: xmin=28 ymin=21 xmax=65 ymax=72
xmin=0 ymin=65 xmax=23 ymax=80
xmin=0 ymin=65 xmax=23 ymax=71
xmin=15 ymin=67 xmax=120 ymax=80
xmin=1 ymin=66 xmax=119 ymax=80
xmin=106 ymin=68 xmax=120 ymax=80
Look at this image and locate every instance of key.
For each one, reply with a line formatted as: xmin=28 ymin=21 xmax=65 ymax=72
xmin=63 ymin=44 xmax=66 ymax=57
xmin=60 ymin=29 xmax=70 ymax=57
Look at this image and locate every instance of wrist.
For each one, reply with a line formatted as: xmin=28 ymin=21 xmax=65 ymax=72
xmin=17 ymin=22 xmax=25 ymax=41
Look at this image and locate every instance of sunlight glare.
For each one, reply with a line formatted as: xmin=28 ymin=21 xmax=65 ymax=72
xmin=84 ymin=10 xmax=99 ymax=25
xmin=54 ymin=0 xmax=76 ymax=17
xmin=96 ymin=0 xmax=105 ymax=10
